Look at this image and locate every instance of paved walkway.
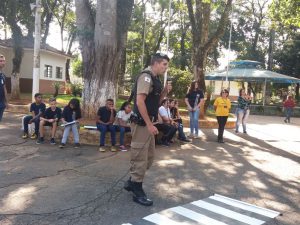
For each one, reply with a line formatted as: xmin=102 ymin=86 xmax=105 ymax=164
xmin=0 ymin=112 xmax=299 ymax=225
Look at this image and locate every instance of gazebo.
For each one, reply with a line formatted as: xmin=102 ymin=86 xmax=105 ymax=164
xmin=205 ymin=60 xmax=300 ymax=105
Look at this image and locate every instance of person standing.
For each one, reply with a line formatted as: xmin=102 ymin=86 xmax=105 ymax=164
xmin=214 ymin=89 xmax=231 ymax=143
xmin=283 ymin=96 xmax=295 ymax=123
xmin=124 ymin=53 xmax=171 ymax=206
xmin=0 ymin=54 xmax=8 ymax=122
xmin=184 ymin=80 xmax=204 ymax=138
xmin=235 ymin=89 xmax=252 ymax=134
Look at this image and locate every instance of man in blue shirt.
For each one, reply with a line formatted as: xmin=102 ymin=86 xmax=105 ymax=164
xmin=0 ymin=54 xmax=9 ymax=122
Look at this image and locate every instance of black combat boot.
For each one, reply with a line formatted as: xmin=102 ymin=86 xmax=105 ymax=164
xmin=124 ymin=177 xmax=133 ymax=192
xmin=131 ymin=181 xmax=153 ymax=206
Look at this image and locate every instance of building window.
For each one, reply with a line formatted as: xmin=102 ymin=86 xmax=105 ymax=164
xmin=44 ymin=65 xmax=52 ymax=78
xmin=56 ymin=66 xmax=63 ymax=79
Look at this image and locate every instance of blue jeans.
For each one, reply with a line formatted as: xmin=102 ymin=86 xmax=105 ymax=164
xmin=0 ymin=102 xmax=5 ymax=122
xmin=285 ymin=108 xmax=293 ymax=122
xmin=235 ymin=108 xmax=250 ymax=132
xmin=61 ymin=123 xmax=80 ymax=144
xmin=189 ymin=108 xmax=200 ymax=135
xmin=96 ymin=123 xmax=116 ymax=146
xmin=23 ymin=115 xmax=40 ymax=135
xmin=177 ymin=123 xmax=187 ymax=140
xmin=118 ymin=126 xmax=131 ymax=145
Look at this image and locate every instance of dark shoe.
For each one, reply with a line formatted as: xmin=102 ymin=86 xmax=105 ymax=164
xmin=243 ymin=131 xmax=247 ymax=134
xmin=284 ymin=119 xmax=287 ymax=123
xmin=74 ymin=143 xmax=81 ymax=148
xmin=36 ymin=137 xmax=44 ymax=144
xmin=179 ymin=138 xmax=191 ymax=143
xmin=161 ymin=140 xmax=170 ymax=147
xmin=235 ymin=130 xmax=239 ymax=133
xmin=131 ymin=181 xmax=153 ymax=206
xmin=50 ymin=138 xmax=56 ymax=145
xmin=124 ymin=177 xmax=133 ymax=192
xmin=218 ymin=139 xmax=225 ymax=143
xmin=59 ymin=143 xmax=65 ymax=148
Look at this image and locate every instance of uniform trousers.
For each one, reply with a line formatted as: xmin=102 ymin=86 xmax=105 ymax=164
xmin=130 ymin=123 xmax=155 ymax=182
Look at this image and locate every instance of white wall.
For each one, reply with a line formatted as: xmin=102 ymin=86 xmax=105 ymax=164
xmin=0 ymin=46 xmax=68 ymax=82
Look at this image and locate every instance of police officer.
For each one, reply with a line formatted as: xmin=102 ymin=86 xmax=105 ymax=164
xmin=0 ymin=54 xmax=8 ymax=122
xmin=124 ymin=53 xmax=171 ymax=206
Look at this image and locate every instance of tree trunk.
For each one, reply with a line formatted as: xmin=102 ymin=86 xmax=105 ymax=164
xmin=118 ymin=46 xmax=127 ymax=95
xmin=186 ymin=0 xmax=232 ymax=93
xmin=75 ymin=0 xmax=133 ymax=118
xmin=10 ymin=32 xmax=23 ymax=99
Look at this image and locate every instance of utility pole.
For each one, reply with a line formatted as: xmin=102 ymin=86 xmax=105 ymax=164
xmin=32 ymin=0 xmax=41 ymax=101
xmin=164 ymin=0 xmax=172 ymax=86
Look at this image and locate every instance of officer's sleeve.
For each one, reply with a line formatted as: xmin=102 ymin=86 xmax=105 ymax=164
xmin=136 ymin=73 xmax=152 ymax=95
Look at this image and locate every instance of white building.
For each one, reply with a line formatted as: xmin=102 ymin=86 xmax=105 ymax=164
xmin=0 ymin=38 xmax=72 ymax=94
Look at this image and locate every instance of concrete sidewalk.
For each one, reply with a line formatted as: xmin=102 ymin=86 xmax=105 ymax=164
xmin=0 ymin=112 xmax=299 ymax=225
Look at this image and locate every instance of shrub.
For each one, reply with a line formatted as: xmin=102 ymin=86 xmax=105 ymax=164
xmin=70 ymin=82 xmax=83 ymax=97
xmin=168 ymin=68 xmax=193 ymax=99
xmin=52 ymin=81 xmax=61 ymax=97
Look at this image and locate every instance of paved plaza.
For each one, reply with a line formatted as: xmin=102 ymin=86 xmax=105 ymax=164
xmin=0 ymin=112 xmax=299 ymax=225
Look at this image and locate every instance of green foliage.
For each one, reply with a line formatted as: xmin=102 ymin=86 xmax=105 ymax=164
xmin=70 ymin=82 xmax=83 ymax=97
xmin=72 ymin=56 xmax=83 ymax=78
xmin=168 ymin=68 xmax=193 ymax=98
xmin=269 ymin=0 xmax=300 ymax=28
xmin=52 ymin=81 xmax=61 ymax=97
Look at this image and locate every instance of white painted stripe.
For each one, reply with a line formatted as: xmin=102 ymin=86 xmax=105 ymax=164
xmin=212 ymin=194 xmax=280 ymax=218
xmin=143 ymin=213 xmax=190 ymax=225
xmin=121 ymin=224 xmax=132 ymax=225
xmin=191 ymin=200 xmax=265 ymax=225
xmin=170 ymin=206 xmax=229 ymax=225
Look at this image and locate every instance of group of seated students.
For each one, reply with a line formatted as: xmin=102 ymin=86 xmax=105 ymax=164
xmin=21 ymin=94 xmax=133 ymax=151
xmin=21 ymin=94 xmax=189 ymax=151
xmin=155 ymin=98 xmax=190 ymax=146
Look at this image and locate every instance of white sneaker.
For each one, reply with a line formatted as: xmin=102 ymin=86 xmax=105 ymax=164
xmin=188 ymin=133 xmax=194 ymax=138
xmin=194 ymin=134 xmax=200 ymax=139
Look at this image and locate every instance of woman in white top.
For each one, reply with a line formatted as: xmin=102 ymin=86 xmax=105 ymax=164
xmin=114 ymin=101 xmax=133 ymax=151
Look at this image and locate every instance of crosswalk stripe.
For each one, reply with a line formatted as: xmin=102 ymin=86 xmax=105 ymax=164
xmin=143 ymin=213 xmax=191 ymax=225
xmin=210 ymin=194 xmax=280 ymax=218
xmin=121 ymin=194 xmax=280 ymax=225
xmin=170 ymin=206 xmax=229 ymax=225
xmin=191 ymin=200 xmax=265 ymax=225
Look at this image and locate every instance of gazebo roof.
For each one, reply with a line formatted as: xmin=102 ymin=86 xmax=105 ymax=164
xmin=205 ymin=60 xmax=300 ymax=83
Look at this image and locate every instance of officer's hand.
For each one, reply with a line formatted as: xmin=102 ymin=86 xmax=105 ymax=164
xmin=147 ymin=124 xmax=159 ymax=135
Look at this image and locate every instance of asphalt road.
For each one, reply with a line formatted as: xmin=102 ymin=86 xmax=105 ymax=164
xmin=0 ymin=112 xmax=299 ymax=225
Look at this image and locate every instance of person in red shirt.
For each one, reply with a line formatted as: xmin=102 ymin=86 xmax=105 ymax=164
xmin=283 ymin=96 xmax=296 ymax=123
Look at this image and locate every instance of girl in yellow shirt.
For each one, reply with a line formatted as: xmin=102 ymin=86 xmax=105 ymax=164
xmin=214 ymin=89 xmax=231 ymax=143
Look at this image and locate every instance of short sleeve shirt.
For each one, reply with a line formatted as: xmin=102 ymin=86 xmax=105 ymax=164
xmin=44 ymin=107 xmax=62 ymax=120
xmin=136 ymin=71 xmax=153 ymax=96
xmin=214 ymin=97 xmax=231 ymax=116
xmin=114 ymin=110 xmax=133 ymax=126
xmin=185 ymin=90 xmax=204 ymax=108
xmin=62 ymin=106 xmax=81 ymax=122
xmin=97 ymin=106 xmax=116 ymax=124
xmin=0 ymin=73 xmax=6 ymax=103
xmin=30 ymin=102 xmax=46 ymax=116
xmin=158 ymin=106 xmax=171 ymax=119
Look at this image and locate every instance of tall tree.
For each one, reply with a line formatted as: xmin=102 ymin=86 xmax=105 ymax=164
xmin=0 ymin=0 xmax=34 ymax=99
xmin=75 ymin=0 xmax=134 ymax=118
xmin=186 ymin=0 xmax=232 ymax=91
